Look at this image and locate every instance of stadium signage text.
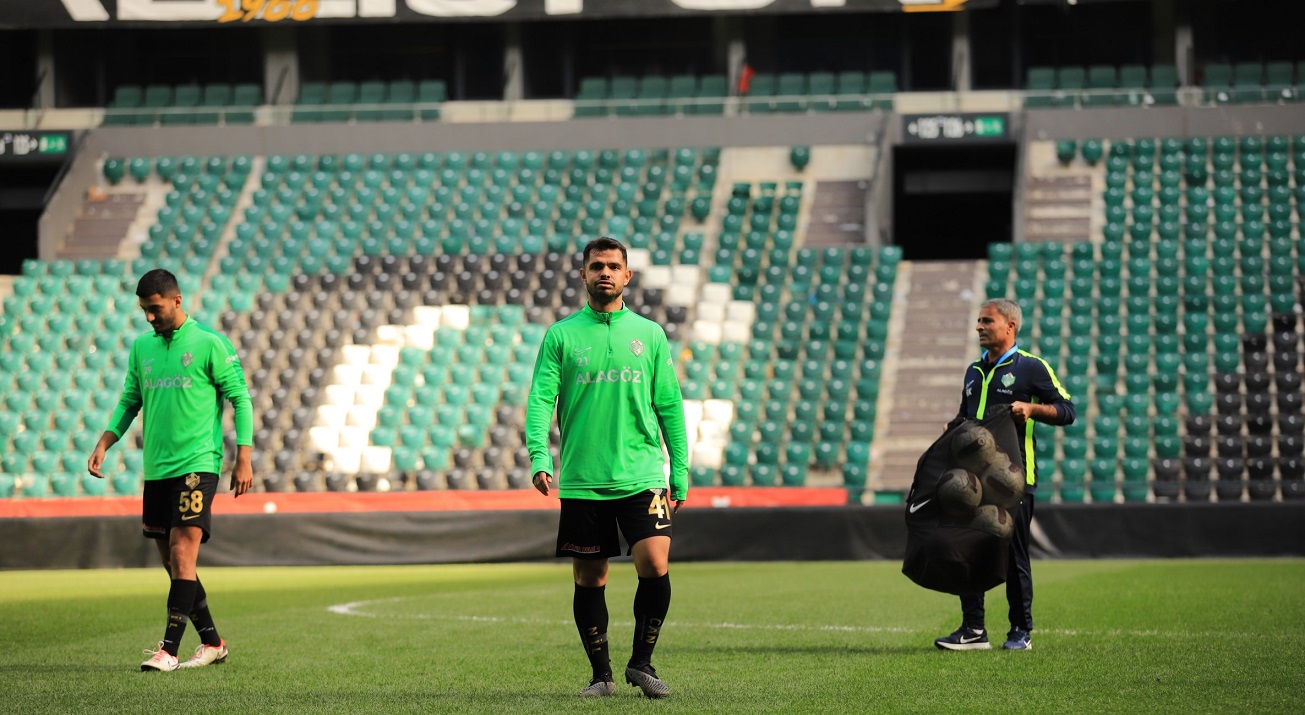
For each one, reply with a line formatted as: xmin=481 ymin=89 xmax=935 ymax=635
xmin=6 ymin=0 xmax=992 ymax=26
xmin=902 ymin=113 xmax=1008 ymax=143
xmin=0 ymin=131 xmax=72 ymax=162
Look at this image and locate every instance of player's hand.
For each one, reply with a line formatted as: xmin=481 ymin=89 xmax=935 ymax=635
xmin=230 ymin=459 xmax=253 ymax=498
xmin=1010 ymin=402 xmax=1034 ymax=422
xmin=671 ymin=499 xmax=684 ymax=513
xmin=87 ymin=447 xmax=107 ymax=479
xmin=532 ymin=471 xmax=552 ymax=496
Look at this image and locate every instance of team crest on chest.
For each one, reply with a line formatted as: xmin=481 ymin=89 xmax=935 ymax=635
xmin=181 ymin=351 xmax=193 ymax=368
xmin=629 ymin=339 xmax=644 ymax=357
xmin=1001 ymin=373 xmax=1015 ymax=388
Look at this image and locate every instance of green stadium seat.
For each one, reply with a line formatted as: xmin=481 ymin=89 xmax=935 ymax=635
xmin=1149 ymin=65 xmax=1179 ymax=105
xmin=1084 ymin=65 xmax=1117 ymax=107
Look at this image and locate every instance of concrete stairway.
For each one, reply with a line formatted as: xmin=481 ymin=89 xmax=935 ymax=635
xmin=870 ymin=259 xmax=985 ymax=493
xmin=58 ymin=192 xmax=145 ymax=260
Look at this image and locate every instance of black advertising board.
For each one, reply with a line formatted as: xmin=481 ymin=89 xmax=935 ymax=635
xmin=0 ymin=0 xmax=996 ymax=28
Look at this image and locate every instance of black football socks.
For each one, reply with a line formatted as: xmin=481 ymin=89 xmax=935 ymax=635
xmin=630 ymin=574 xmax=671 ymax=668
xmin=189 ymin=578 xmax=222 ymax=648
xmin=162 ymin=579 xmax=199 ymax=656
xmin=574 ymin=584 xmax=612 ymax=681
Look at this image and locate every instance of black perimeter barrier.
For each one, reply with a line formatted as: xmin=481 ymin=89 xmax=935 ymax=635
xmin=2 ymin=503 xmax=1302 ymax=570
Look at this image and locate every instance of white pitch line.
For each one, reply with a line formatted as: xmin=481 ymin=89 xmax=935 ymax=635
xmin=326 ymin=596 xmax=1211 ymax=638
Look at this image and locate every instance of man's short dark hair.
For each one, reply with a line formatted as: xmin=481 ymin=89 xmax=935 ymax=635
xmin=136 ymin=269 xmax=180 ymax=299
xmin=582 ymin=236 xmax=628 ymax=267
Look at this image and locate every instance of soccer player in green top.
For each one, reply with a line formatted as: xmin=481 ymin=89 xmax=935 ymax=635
xmin=526 ymin=237 xmax=689 ymax=698
xmin=86 ymin=269 xmax=254 ymax=672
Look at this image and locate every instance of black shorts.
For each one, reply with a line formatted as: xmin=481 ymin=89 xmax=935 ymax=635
xmin=142 ymin=472 xmax=218 ymax=543
xmin=557 ymin=489 xmax=674 ymax=559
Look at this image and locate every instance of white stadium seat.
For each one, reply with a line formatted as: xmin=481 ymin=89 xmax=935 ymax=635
xmin=412 ymin=306 xmax=442 ymax=330
xmin=726 ymin=300 xmax=756 ymax=324
xmin=353 ymin=384 xmax=386 ymax=409
xmin=404 ymin=324 xmax=436 ymax=351
xmin=696 ymin=301 xmax=727 ymax=323
xmin=642 ymin=265 xmax=671 ymax=289
xmin=721 ymin=320 xmax=750 ymax=344
xmin=346 ymin=404 xmax=378 ymax=431
xmin=308 ymin=426 xmax=338 ymax=452
xmin=703 ymin=399 xmax=735 ymax=424
xmin=314 ymin=405 xmax=347 ymax=430
xmin=692 ymin=320 xmax=722 ymax=344
xmin=360 ymin=446 xmax=392 ymax=474
xmin=628 ymin=248 xmax=651 ymax=271
xmin=701 ymin=282 xmax=732 ymax=305
xmin=368 ymin=344 xmax=400 ymax=368
xmin=329 ymin=448 xmax=362 ymax=475
xmin=323 ymin=384 xmax=355 ymax=408
xmin=373 ymin=325 xmax=405 ymax=346
xmin=361 ymin=364 xmax=393 ymax=388
xmin=441 ymin=305 xmax=471 ymax=330
xmin=337 ymin=426 xmax=369 ymax=450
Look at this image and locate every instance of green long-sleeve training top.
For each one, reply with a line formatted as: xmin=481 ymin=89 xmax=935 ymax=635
xmin=106 ymin=317 xmax=254 ymax=480
xmin=525 ymin=303 xmax=689 ymax=501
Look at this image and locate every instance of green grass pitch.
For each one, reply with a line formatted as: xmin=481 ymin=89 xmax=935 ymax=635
xmin=2 ymin=560 xmax=1302 ymax=713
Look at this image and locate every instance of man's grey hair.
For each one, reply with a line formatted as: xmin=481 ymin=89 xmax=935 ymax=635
xmin=981 ymin=298 xmax=1022 ymax=335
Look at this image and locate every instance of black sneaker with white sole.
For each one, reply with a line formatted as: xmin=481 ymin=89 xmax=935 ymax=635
xmin=625 ymin=664 xmax=671 ymax=698
xmin=934 ymin=626 xmax=991 ymax=650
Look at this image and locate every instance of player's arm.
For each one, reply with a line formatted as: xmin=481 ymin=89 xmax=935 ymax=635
xmin=524 ymin=327 xmax=563 ymax=496
xmin=90 ymin=342 xmax=143 ymax=477
xmin=1012 ymin=360 xmax=1076 ymax=426
xmin=651 ymin=333 xmax=689 ymax=508
xmin=213 ymin=336 xmax=255 ymax=497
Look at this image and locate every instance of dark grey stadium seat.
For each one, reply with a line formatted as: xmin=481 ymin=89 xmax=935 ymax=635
xmin=446 ymin=468 xmax=472 ymax=490
xmin=475 ymin=467 xmax=501 ymax=490
xmin=1186 ymin=414 xmax=1212 ymax=434
xmin=293 ymin=472 xmax=319 ymax=492
xmin=325 ymin=473 xmax=350 ymax=492
xmin=507 ymin=468 xmax=532 ymax=490
xmin=415 ymin=470 xmax=442 ymax=491
xmin=482 ymin=446 xmax=506 ymax=467
xmin=1183 ymin=455 xmax=1212 ymax=480
xmin=453 ymin=448 xmax=475 ymax=469
xmin=1215 ymin=414 xmax=1243 ymax=434
xmin=1246 ymin=456 xmax=1274 ymax=481
xmin=1247 ymin=479 xmax=1277 ymax=501
xmin=1213 ymin=373 xmax=1241 ymax=393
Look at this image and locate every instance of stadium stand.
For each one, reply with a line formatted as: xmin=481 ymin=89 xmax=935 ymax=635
xmin=995 ymin=134 xmax=1305 ymax=503
xmin=573 ymin=71 xmax=895 ymax=118
xmin=1025 ymin=64 xmax=1181 ymax=108
xmin=0 ymin=144 xmax=892 ymax=500
xmin=103 ymin=83 xmax=261 ymax=126
xmin=288 ymin=80 xmax=446 ymax=124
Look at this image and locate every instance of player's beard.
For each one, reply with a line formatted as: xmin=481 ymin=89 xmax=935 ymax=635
xmin=586 ymin=281 xmax=621 ymax=306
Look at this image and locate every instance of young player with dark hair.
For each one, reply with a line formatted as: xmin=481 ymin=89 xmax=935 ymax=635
xmin=525 ymin=237 xmax=689 ymax=697
xmin=88 ymin=269 xmax=254 ymax=671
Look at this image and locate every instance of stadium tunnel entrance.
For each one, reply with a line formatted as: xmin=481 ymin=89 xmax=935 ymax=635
xmin=892 ymin=143 xmax=1016 ymax=261
xmin=0 ymin=160 xmax=62 ymax=274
